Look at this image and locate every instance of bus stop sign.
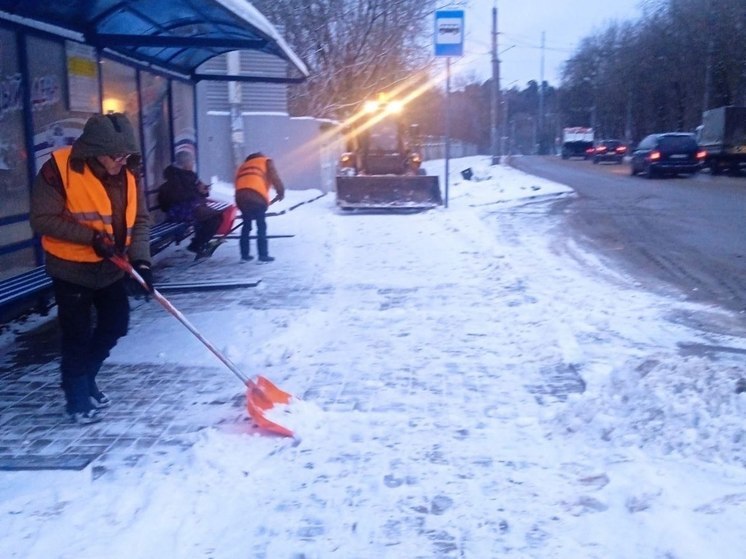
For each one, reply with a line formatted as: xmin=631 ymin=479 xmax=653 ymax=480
xmin=434 ymin=10 xmax=464 ymax=57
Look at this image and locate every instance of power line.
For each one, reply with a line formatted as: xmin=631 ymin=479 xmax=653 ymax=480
xmin=469 ymin=33 xmax=578 ymax=54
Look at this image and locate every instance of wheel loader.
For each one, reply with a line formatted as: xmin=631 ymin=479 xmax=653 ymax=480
xmin=335 ymin=95 xmax=442 ymax=210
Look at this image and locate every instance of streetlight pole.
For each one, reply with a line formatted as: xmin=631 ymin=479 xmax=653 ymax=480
xmin=583 ymin=75 xmax=596 ymax=132
xmin=490 ymin=1 xmax=500 ymax=165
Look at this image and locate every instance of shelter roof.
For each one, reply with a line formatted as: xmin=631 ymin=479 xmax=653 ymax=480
xmin=0 ymin=0 xmax=308 ymax=82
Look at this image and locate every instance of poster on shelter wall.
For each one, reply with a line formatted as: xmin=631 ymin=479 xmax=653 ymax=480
xmin=65 ymin=41 xmax=100 ymax=113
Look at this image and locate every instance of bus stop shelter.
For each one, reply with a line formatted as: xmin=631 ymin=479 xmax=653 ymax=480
xmin=0 ymin=0 xmax=308 ymax=285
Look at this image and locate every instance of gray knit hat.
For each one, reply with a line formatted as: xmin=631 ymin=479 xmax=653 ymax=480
xmin=71 ymin=112 xmax=140 ymax=160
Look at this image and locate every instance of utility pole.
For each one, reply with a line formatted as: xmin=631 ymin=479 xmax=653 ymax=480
xmin=702 ymin=8 xmax=715 ymax=112
xmin=702 ymin=37 xmax=713 ymax=112
xmin=227 ymin=51 xmax=244 ymax=170
xmin=538 ymin=31 xmax=545 ymax=155
xmin=490 ymin=1 xmax=500 ymax=165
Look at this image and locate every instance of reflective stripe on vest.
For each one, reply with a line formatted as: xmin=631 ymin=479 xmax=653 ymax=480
xmin=235 ymin=156 xmax=270 ymax=204
xmin=42 ymin=147 xmax=137 ymax=263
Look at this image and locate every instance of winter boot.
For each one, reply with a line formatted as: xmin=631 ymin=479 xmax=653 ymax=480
xmin=257 ymin=236 xmax=270 ymax=262
xmin=201 ymin=239 xmax=224 ymax=258
xmin=90 ymin=390 xmax=111 ymax=409
xmin=63 ymin=375 xmax=102 ymax=424
xmin=88 ymin=364 xmax=111 ymax=408
xmin=69 ymin=409 xmax=102 ymax=425
xmin=239 ymin=230 xmax=252 ymax=261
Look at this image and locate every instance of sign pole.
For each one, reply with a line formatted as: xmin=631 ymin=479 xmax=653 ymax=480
xmin=434 ymin=9 xmax=464 ymax=210
xmin=445 ymin=57 xmax=451 ymax=208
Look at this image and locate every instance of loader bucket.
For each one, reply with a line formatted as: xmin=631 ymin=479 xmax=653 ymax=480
xmin=336 ymin=176 xmax=442 ymax=210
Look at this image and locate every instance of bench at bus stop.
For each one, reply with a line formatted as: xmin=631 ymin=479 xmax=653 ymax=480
xmin=0 ymin=200 xmax=233 ymax=323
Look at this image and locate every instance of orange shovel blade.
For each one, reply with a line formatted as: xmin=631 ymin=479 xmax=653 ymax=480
xmin=246 ymin=375 xmax=294 ymax=437
xmin=255 ymin=375 xmax=292 ymax=404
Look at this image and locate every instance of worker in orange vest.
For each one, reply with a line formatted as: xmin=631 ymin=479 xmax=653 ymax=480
xmin=234 ymin=152 xmax=285 ymax=262
xmin=30 ymin=113 xmax=152 ymax=425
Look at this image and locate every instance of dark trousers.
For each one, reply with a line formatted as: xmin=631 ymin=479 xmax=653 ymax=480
xmin=191 ymin=204 xmax=222 ymax=249
xmin=237 ymin=198 xmax=269 ymax=259
xmin=53 ymin=278 xmax=129 ymax=413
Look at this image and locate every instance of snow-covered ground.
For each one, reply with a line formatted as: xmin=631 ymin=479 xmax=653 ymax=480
xmin=1 ymin=156 xmax=744 ymax=558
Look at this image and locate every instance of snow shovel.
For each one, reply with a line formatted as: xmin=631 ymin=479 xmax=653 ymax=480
xmin=110 ymin=255 xmax=294 ymax=437
xmin=205 ymin=195 xmax=281 ymax=250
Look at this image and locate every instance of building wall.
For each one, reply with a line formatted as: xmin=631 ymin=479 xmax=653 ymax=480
xmin=199 ymin=51 xmax=289 ymax=114
xmin=196 ymin=50 xmax=343 ymax=192
xmin=198 ymin=112 xmax=342 ymax=193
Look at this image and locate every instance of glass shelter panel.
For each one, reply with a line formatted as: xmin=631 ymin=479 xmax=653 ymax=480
xmin=0 ymin=26 xmax=36 ymax=276
xmin=139 ymin=71 xmax=171 ymax=209
xmin=101 ymin=57 xmax=141 ymax=156
xmin=26 ymin=36 xmax=91 ymax=174
xmin=0 ymin=28 xmax=27 ymax=219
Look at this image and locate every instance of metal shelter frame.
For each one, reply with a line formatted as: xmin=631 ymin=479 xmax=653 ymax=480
xmin=0 ymin=0 xmax=308 ymax=82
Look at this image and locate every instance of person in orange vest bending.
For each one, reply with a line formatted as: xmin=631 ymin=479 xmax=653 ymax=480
xmin=30 ymin=113 xmax=153 ymax=425
xmin=234 ymin=152 xmax=285 ymax=262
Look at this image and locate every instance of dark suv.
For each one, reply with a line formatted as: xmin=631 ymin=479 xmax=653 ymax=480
xmin=591 ymin=139 xmax=626 ymax=164
xmin=630 ymin=133 xmax=705 ymax=178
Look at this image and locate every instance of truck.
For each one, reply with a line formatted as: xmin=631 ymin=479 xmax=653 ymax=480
xmin=561 ymin=127 xmax=594 ymax=159
xmin=335 ymin=93 xmax=442 ymax=210
xmin=695 ymin=106 xmax=746 ymax=175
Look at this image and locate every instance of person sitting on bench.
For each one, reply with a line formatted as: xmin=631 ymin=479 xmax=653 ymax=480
xmin=158 ymin=150 xmax=221 ymax=258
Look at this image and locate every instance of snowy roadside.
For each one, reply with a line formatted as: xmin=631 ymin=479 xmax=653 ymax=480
xmin=1 ymin=156 xmax=744 ymax=558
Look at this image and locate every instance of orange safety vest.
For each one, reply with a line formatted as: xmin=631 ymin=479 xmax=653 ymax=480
xmin=42 ymin=147 xmax=137 ymax=263
xmin=234 ymin=155 xmax=270 ymax=204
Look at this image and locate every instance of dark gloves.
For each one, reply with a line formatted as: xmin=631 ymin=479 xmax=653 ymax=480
xmin=92 ymin=232 xmax=117 ymax=258
xmin=132 ymin=260 xmax=154 ymax=296
xmin=197 ymin=180 xmax=210 ymax=196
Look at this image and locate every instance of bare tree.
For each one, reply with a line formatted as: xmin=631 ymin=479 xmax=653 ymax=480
xmin=560 ymin=0 xmax=746 ymax=141
xmin=252 ymin=0 xmax=442 ymax=119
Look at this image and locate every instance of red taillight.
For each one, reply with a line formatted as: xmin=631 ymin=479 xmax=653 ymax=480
xmin=586 ymin=147 xmax=595 ymax=155
xmin=696 ymin=150 xmax=707 ymax=161
xmin=596 ymin=146 xmax=607 ymax=153
xmin=649 ymin=150 xmax=661 ymax=161
xmin=616 ymin=146 xmax=627 ymax=154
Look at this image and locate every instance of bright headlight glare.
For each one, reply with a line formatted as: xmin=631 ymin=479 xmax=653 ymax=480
xmin=387 ymin=100 xmax=403 ymax=114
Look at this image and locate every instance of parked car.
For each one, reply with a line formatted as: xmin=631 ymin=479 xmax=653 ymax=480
xmin=591 ymin=139 xmax=627 ymax=164
xmin=629 ymin=133 xmax=706 ymax=178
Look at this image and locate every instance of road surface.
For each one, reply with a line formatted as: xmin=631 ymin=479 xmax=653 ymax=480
xmin=509 ymin=155 xmax=746 ymax=315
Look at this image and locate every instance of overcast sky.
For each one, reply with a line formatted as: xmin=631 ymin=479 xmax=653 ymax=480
xmin=446 ymin=0 xmax=646 ymax=88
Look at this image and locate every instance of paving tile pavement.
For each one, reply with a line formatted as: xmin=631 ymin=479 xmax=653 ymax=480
xmin=0 ymin=229 xmax=316 ymax=473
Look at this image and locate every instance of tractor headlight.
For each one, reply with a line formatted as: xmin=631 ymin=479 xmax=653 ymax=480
xmin=387 ymin=100 xmax=403 ymax=114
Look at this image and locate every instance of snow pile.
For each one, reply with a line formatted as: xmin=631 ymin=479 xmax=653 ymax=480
xmin=555 ymin=354 xmax=746 ymax=466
